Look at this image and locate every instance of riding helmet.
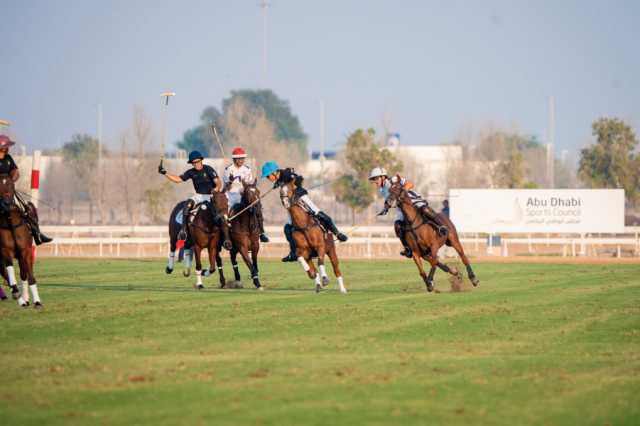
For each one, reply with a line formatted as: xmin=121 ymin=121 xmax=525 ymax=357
xmin=261 ymin=161 xmax=279 ymax=178
xmin=188 ymin=150 xmax=204 ymax=164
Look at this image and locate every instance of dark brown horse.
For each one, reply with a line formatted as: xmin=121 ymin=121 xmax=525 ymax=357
xmin=228 ymin=179 xmax=263 ymax=289
xmin=282 ymin=181 xmax=346 ymax=293
xmin=0 ymin=175 xmax=40 ymax=308
xmin=168 ymin=192 xmax=231 ymax=289
xmin=384 ymin=181 xmax=479 ymax=292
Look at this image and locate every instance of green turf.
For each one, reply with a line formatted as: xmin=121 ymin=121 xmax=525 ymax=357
xmin=1 ymin=258 xmax=639 ymax=425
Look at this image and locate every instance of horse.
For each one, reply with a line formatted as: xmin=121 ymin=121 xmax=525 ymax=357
xmin=0 ymin=174 xmax=41 ymax=308
xmin=165 ymin=192 xmax=231 ymax=289
xmin=384 ymin=181 xmax=479 ymax=292
xmin=282 ymin=180 xmax=347 ymax=294
xmin=227 ymin=179 xmax=263 ymax=289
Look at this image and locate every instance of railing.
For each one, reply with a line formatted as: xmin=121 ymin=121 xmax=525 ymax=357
xmin=37 ymin=226 xmax=640 ymax=259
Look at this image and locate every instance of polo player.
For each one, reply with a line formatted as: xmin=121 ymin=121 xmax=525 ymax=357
xmin=369 ymin=167 xmax=448 ymax=258
xmin=223 ymin=147 xmax=268 ymax=243
xmin=261 ymin=161 xmax=347 ymax=262
xmin=0 ymin=135 xmax=52 ymax=245
xmin=159 ymin=150 xmax=222 ymax=239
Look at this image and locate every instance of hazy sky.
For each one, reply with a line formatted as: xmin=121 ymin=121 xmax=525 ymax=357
xmin=2 ymin=0 xmax=639 ymax=157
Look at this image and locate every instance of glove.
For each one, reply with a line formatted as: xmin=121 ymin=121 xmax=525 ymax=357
xmin=158 ymin=161 xmax=167 ymax=175
xmin=377 ymin=207 xmax=389 ymax=216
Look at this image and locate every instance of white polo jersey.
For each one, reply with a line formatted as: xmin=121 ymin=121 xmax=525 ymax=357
xmin=223 ymin=164 xmax=254 ymax=194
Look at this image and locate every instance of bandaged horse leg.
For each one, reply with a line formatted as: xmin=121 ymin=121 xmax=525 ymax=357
xmin=193 ymin=247 xmax=204 ymax=289
xmin=230 ymin=249 xmax=241 ymax=281
xmin=316 ymin=244 xmax=329 ymax=287
xmin=394 ymin=220 xmax=413 ymax=258
xmin=250 ymin=248 xmax=262 ymax=290
xmin=420 ymin=205 xmax=448 ymax=237
xmin=238 ymin=246 xmax=261 ymax=289
xmin=215 ymin=252 xmax=226 ymax=288
xmin=6 ymin=265 xmax=26 ymax=306
xmin=27 ymin=282 xmax=42 ymax=307
xmin=327 ymin=244 xmax=347 ymax=294
xmin=182 ymin=248 xmax=192 ymax=277
xmin=410 ymin=254 xmax=432 ymax=292
xmin=166 ymin=250 xmax=176 ymax=274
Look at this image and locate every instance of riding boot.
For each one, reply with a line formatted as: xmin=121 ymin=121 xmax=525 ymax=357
xmin=25 ymin=215 xmax=52 ymax=245
xmin=394 ymin=220 xmax=413 ymax=258
xmin=178 ymin=201 xmax=193 ymax=241
xmin=420 ymin=205 xmax=448 ymax=237
xmin=256 ymin=203 xmax=269 ymax=243
xmin=282 ymin=224 xmax=297 ymax=262
xmin=316 ymin=211 xmax=348 ymax=242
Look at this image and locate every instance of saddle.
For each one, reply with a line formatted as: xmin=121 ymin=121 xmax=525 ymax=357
xmin=175 ymin=201 xmax=209 ymax=225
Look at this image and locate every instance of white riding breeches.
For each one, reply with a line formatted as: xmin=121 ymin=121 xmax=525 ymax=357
xmin=190 ymin=193 xmax=212 ymax=204
xmin=226 ymin=192 xmax=242 ymax=209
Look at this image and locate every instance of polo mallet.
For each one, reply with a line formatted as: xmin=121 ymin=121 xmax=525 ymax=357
xmin=209 ymin=123 xmax=226 ymax=160
xmin=228 ymin=186 xmax=276 ymax=221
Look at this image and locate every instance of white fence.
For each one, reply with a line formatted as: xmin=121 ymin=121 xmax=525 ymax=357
xmin=37 ymin=226 xmax=640 ymax=259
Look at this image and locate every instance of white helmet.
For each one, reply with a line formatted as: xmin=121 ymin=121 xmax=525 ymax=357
xmin=369 ymin=167 xmax=388 ymax=180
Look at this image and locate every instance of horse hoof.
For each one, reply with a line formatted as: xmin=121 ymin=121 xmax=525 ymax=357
xmin=257 ymin=286 xmax=264 ymax=292
xmin=11 ymin=288 xmax=19 ymax=300
xmin=19 ymin=300 xmax=30 ymax=308
xmin=194 ymin=284 xmax=205 ymax=290
xmin=165 ymin=267 xmax=173 ymax=274
xmin=34 ymin=301 xmax=43 ymax=309
xmin=203 ymin=270 xmax=211 ymax=277
xmin=339 ymin=287 xmax=348 ymax=294
xmin=315 ymin=284 xmax=322 ymax=293
xmin=321 ymin=276 xmax=330 ymax=287
xmin=1 ymin=295 xmax=7 ymax=301
xmin=183 ymin=270 xmax=191 ymax=277
xmin=426 ymin=282 xmax=434 ymax=292
xmin=471 ymin=277 xmax=480 ymax=287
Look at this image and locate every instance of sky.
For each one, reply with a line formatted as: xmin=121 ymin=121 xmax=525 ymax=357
xmin=1 ymin=0 xmax=639 ymax=158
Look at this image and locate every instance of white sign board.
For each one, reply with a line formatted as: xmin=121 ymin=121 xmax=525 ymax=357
xmin=449 ymin=189 xmax=625 ymax=233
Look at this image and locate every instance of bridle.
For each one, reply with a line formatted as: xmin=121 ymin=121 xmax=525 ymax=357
xmin=385 ymin=183 xmax=426 ymax=232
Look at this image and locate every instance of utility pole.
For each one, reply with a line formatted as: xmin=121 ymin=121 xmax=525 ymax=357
xmin=320 ymin=99 xmax=325 ymax=185
xmin=260 ymin=0 xmax=270 ymax=85
xmin=547 ymin=96 xmax=555 ymax=188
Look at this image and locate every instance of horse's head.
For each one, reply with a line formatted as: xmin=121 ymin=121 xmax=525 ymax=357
xmin=384 ymin=181 xmax=407 ymax=210
xmin=278 ymin=180 xmax=298 ymax=210
xmin=242 ymin=178 xmax=261 ymax=206
xmin=211 ymin=191 xmax=229 ymax=219
xmin=0 ymin=174 xmax=15 ymax=211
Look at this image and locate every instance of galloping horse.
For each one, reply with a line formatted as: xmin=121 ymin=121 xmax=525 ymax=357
xmin=167 ymin=192 xmax=231 ymax=289
xmin=228 ymin=179 xmax=263 ymax=289
xmin=384 ymin=181 xmax=479 ymax=292
xmin=282 ymin=181 xmax=346 ymax=294
xmin=0 ymin=175 xmax=40 ymax=307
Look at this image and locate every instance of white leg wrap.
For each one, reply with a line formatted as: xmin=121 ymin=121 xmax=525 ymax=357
xmin=314 ymin=274 xmax=321 ymax=286
xmin=319 ymin=265 xmax=328 ymax=278
xmin=22 ymin=281 xmax=30 ymax=302
xmin=338 ymin=276 xmax=347 ymax=294
xmin=30 ymin=284 xmax=41 ymax=303
xmin=6 ymin=265 xmax=17 ymax=287
xmin=297 ymin=256 xmax=310 ymax=272
xmin=167 ymin=251 xmax=175 ymax=269
xmin=184 ymin=250 xmax=192 ymax=269
xmin=196 ymin=270 xmax=203 ymax=285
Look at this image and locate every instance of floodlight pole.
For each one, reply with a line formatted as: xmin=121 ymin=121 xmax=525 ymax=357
xmin=260 ymin=0 xmax=270 ymax=85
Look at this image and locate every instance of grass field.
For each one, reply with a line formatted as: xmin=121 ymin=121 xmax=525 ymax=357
xmin=1 ymin=258 xmax=639 ymax=425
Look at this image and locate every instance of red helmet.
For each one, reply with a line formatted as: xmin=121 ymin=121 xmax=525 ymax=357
xmin=231 ymin=147 xmax=247 ymax=159
xmin=0 ymin=135 xmax=15 ymax=148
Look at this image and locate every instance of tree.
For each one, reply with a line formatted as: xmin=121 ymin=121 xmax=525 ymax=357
xmin=222 ymin=89 xmax=308 ymax=157
xmin=176 ymin=106 xmax=224 ymax=157
xmin=578 ymin=117 xmax=639 ymax=204
xmin=333 ymin=128 xmax=403 ymax=222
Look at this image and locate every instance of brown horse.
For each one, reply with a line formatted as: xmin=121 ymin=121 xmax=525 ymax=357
xmin=0 ymin=175 xmax=40 ymax=308
xmin=384 ymin=181 xmax=479 ymax=292
xmin=282 ymin=181 xmax=346 ymax=293
xmin=187 ymin=191 xmax=232 ymax=289
xmin=228 ymin=179 xmax=263 ymax=289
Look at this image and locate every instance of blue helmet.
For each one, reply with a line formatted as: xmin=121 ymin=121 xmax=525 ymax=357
xmin=188 ymin=150 xmax=204 ymax=164
xmin=261 ymin=161 xmax=280 ymax=178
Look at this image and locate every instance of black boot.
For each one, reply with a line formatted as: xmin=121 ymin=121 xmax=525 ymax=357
xmin=282 ymin=224 xmax=297 ymax=262
xmin=26 ymin=217 xmax=52 ymax=245
xmin=316 ymin=211 xmax=348 ymax=242
xmin=178 ymin=201 xmax=193 ymax=241
xmin=394 ymin=220 xmax=413 ymax=258
xmin=421 ymin=205 xmax=448 ymax=237
xmin=256 ymin=203 xmax=269 ymax=243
